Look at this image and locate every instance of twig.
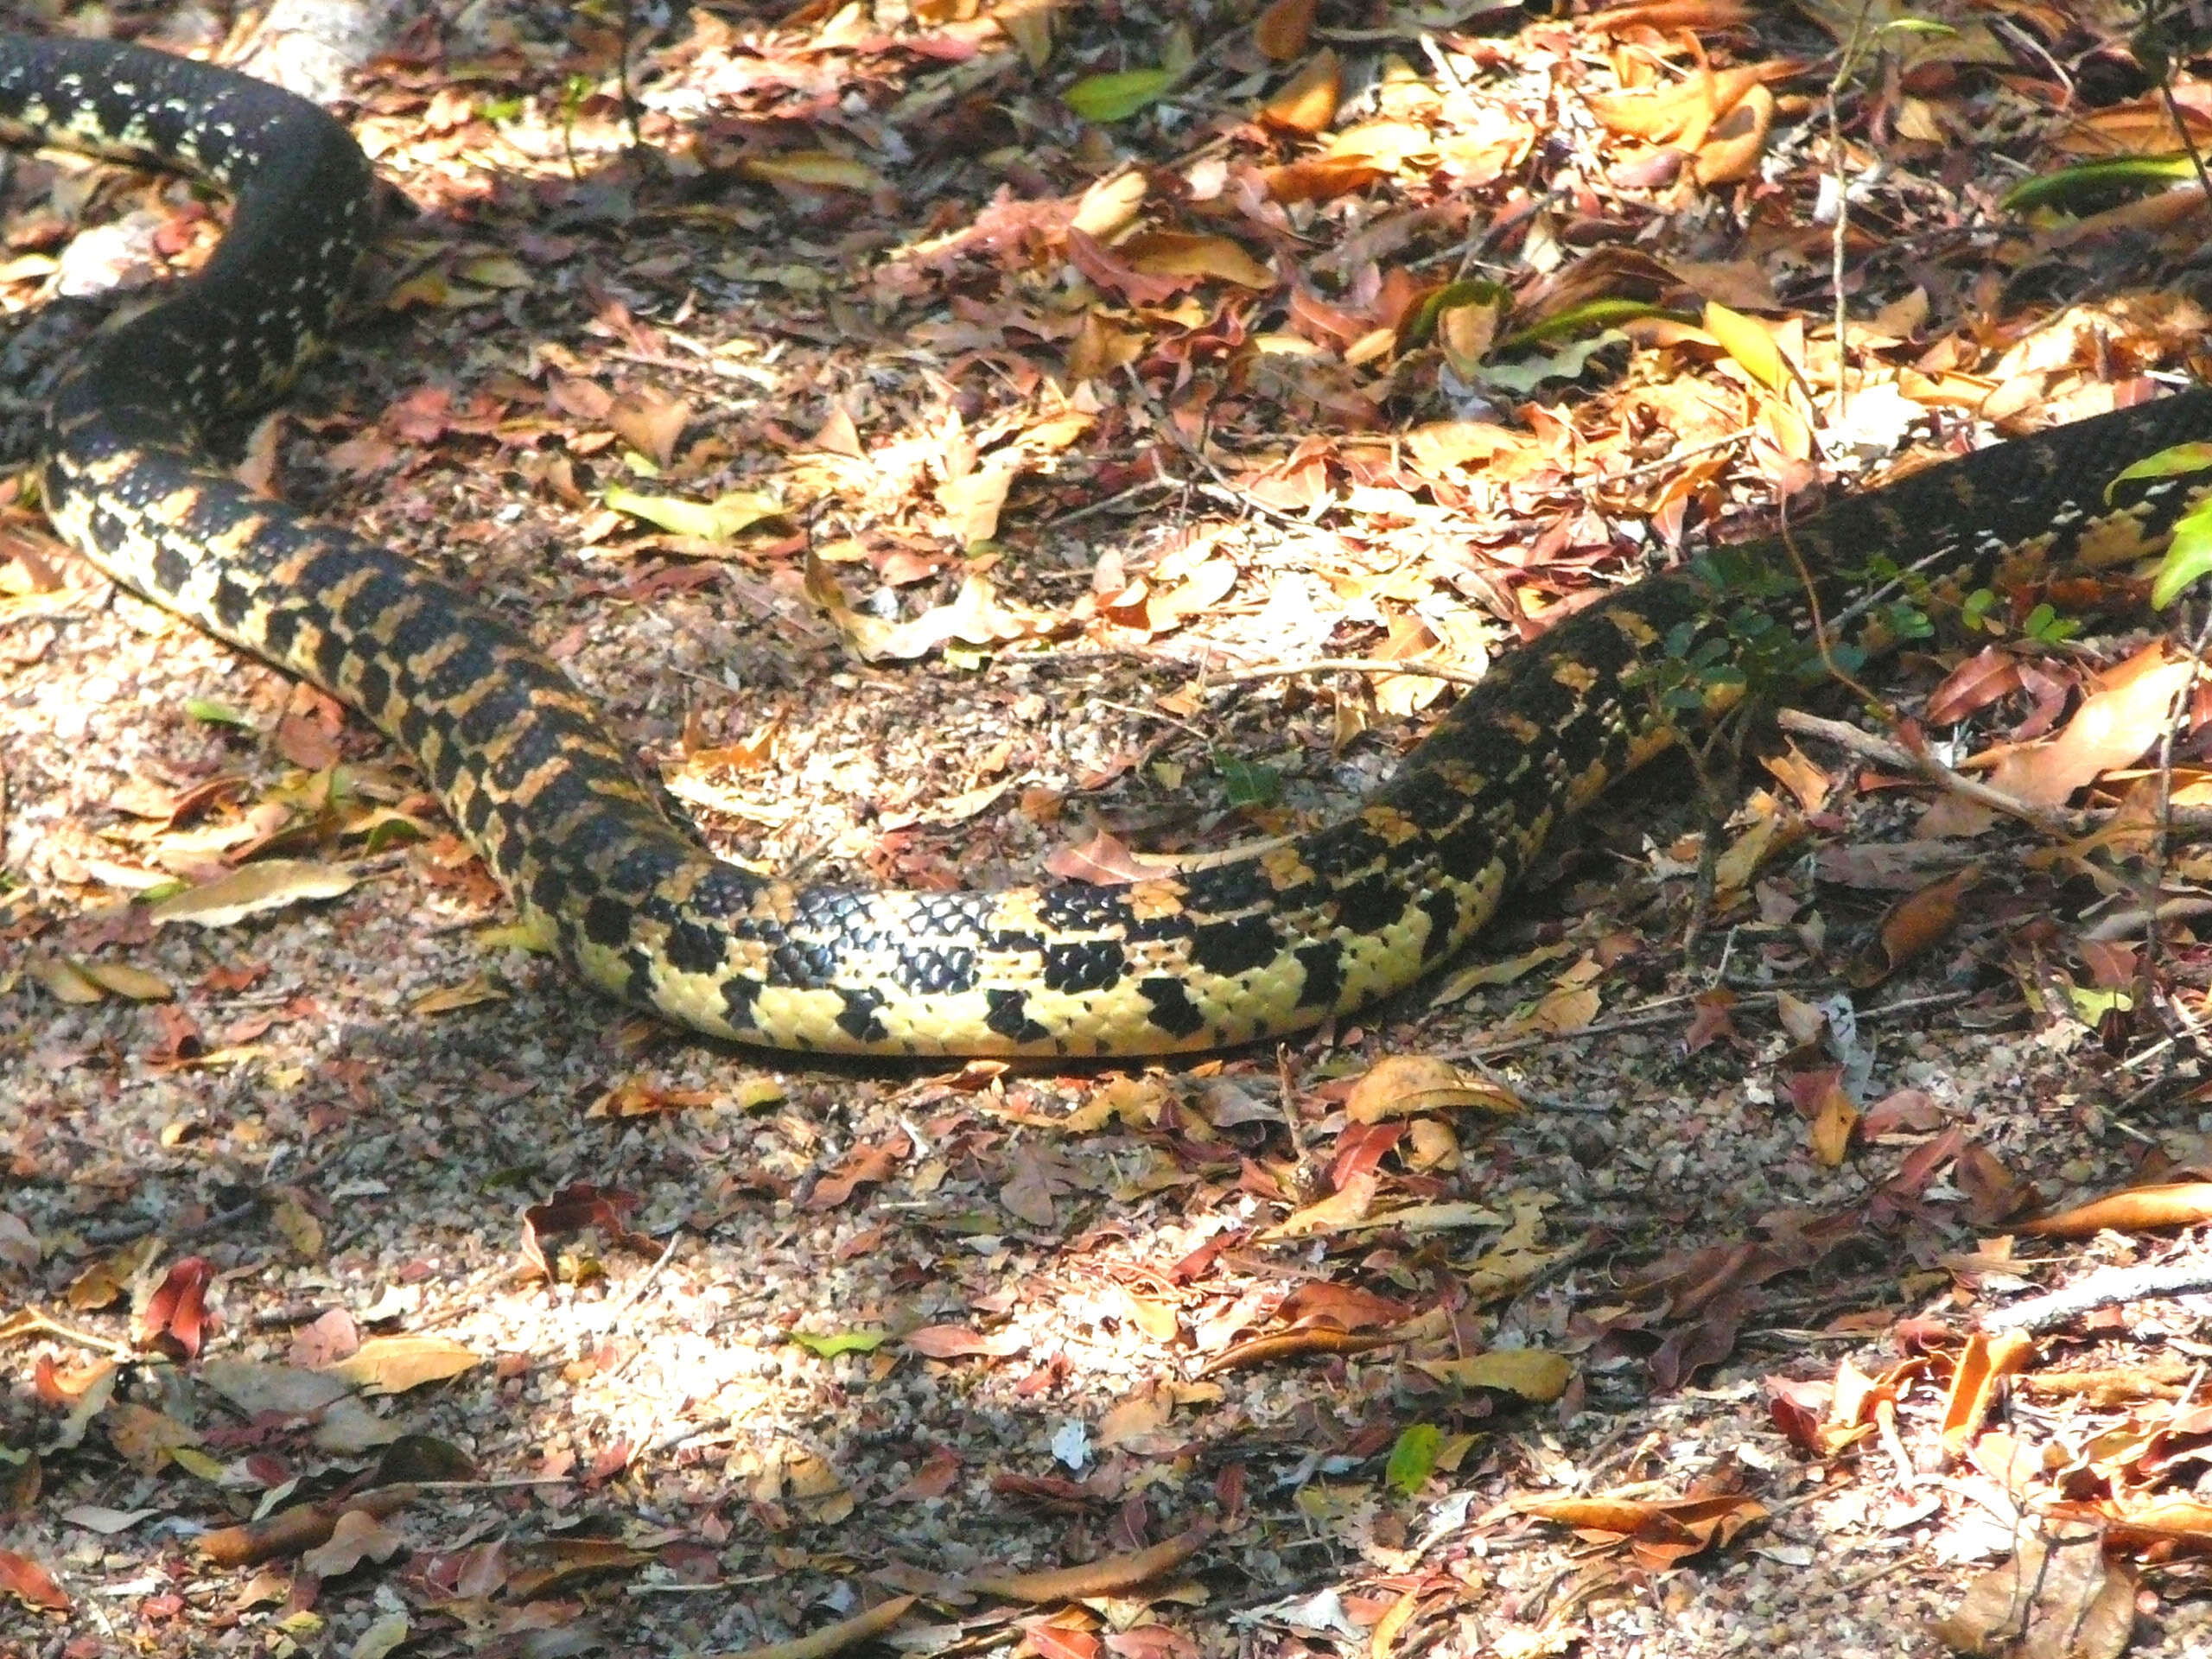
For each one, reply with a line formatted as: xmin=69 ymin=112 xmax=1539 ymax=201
xmin=1597 ymin=430 xmax=1747 ymax=489
xmin=1774 ymin=708 xmax=2068 ymax=831
xmin=1981 ymin=1259 xmax=2212 ymax=1335
xmin=1039 ymin=475 xmax=1182 ymax=531
xmin=1779 ymin=707 xmax=2212 ymax=837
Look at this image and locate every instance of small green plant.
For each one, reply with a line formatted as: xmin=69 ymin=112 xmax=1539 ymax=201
xmin=2019 ymin=601 xmax=2081 ymax=646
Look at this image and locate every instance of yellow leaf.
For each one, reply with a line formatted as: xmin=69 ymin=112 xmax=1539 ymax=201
xmin=1702 ymin=299 xmax=1789 ymax=393
xmin=1416 ymin=1350 xmax=1573 ymax=1401
xmin=323 ymin=1336 xmax=481 ymax=1395
xmin=603 ymin=486 xmax=783 ymax=542
xmin=741 ymin=150 xmax=882 ymax=191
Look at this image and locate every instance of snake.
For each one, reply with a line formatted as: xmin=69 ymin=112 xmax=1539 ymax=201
xmin=5 ymin=34 xmax=2210 ymax=1058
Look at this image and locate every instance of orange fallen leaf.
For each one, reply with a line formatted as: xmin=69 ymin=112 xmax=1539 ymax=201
xmin=1979 ymin=645 xmax=2195 ymax=807
xmin=728 ymin=1596 xmax=918 ymax=1659
xmin=0 ymin=1548 xmax=67 ymax=1611
xmin=1847 ymin=864 xmax=1980 ymax=988
xmin=1940 ymin=1331 xmax=2035 ymax=1456
xmin=961 ymin=1526 xmax=1209 ymax=1601
xmin=1198 ymin=1324 xmax=1400 ymax=1376
xmin=1261 ymin=48 xmax=1340 ymax=134
xmin=2018 ymin=1180 xmax=2212 ymax=1237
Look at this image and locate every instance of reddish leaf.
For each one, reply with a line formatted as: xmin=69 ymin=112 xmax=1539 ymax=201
xmin=139 ymin=1257 xmax=213 ymax=1360
xmin=0 ymin=1549 xmax=67 ymax=1611
xmin=1924 ymin=645 xmax=2023 ymax=726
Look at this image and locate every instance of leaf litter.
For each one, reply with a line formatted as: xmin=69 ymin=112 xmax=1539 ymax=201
xmin=10 ymin=2 xmax=2212 ymax=1656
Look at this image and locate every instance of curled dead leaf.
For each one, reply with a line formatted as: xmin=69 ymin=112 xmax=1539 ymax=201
xmin=2018 ymin=1180 xmax=2212 ymax=1237
xmin=1939 ymin=1331 xmax=2035 ymax=1456
xmin=1345 ymin=1055 xmax=1521 ymax=1124
xmin=1846 ymin=864 xmax=1980 ymax=988
xmin=959 ymin=1525 xmax=1209 ymax=1602
xmin=728 ymin=1596 xmax=918 ymax=1659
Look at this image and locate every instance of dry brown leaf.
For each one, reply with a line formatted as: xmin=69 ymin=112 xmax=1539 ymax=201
xmin=149 ymin=860 xmax=358 ymax=928
xmin=410 ymin=976 xmax=509 ymax=1015
xmin=938 ymin=463 xmax=1015 ymax=547
xmin=1934 ymin=1521 xmax=2131 ymax=1659
xmin=73 ymin=960 xmax=173 ymax=1001
xmin=1847 ymin=864 xmax=1979 ymax=988
xmin=1414 ymin=1350 xmax=1573 ymax=1401
xmin=961 ymin=1525 xmax=1209 ymax=1601
xmin=741 ymin=150 xmax=882 ymax=192
xmin=1693 ymin=83 xmax=1772 ymax=186
xmin=1198 ymin=1324 xmax=1398 ymax=1376
xmin=1515 ymin=1491 xmax=1766 ymax=1570
xmin=1252 ymin=0 xmax=1315 ymax=60
xmin=0 ymin=1549 xmax=68 ymax=1611
xmin=607 ymin=391 xmax=690 ymax=468
xmin=1121 ymin=231 xmax=1274 ymax=289
xmin=200 ymin=1487 xmax=414 ymax=1569
xmin=1344 ymin=1055 xmax=1522 ymax=1124
xmin=1258 ymin=1167 xmax=1379 ymax=1239
xmin=1259 ymin=153 xmax=1388 ymax=204
xmin=723 ymin=1597 xmax=918 ymax=1659
xmin=1805 ymin=1076 xmax=1857 ymax=1167
xmin=1586 ymin=0 xmax=1755 ymax=31
xmin=1925 ymin=647 xmax=2025 ymax=726
xmin=1586 ymin=62 xmax=1783 ymax=147
xmin=299 ymin=1506 xmax=406 ymax=1579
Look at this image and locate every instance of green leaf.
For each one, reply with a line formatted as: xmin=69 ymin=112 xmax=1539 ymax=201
xmin=1385 ymin=1423 xmax=1440 ymax=1497
xmin=1217 ymin=757 xmax=1282 ymax=808
xmin=1064 ymin=68 xmax=1177 ymax=123
xmin=603 ymin=486 xmax=783 ymax=542
xmin=2021 ymin=601 xmax=2079 ymax=645
xmin=2152 ymin=499 xmax=2212 ymax=609
xmin=2066 ymin=983 xmax=2132 ymax=1023
xmin=788 ymin=1329 xmax=888 ymax=1359
xmin=184 ymin=698 xmax=257 ymax=729
xmin=2110 ymin=441 xmax=2212 ymax=502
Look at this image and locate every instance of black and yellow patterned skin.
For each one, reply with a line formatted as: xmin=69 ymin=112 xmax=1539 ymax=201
xmin=8 ymin=34 xmax=2211 ymax=1056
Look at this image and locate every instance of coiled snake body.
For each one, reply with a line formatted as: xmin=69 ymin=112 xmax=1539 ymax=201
xmin=8 ymin=35 xmax=2211 ymax=1056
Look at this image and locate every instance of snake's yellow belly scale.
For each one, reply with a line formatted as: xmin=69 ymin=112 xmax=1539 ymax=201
xmin=7 ymin=35 xmax=2210 ymax=1057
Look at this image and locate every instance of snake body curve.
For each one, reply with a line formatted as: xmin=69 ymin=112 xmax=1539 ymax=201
xmin=7 ymin=34 xmax=2212 ymax=1057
